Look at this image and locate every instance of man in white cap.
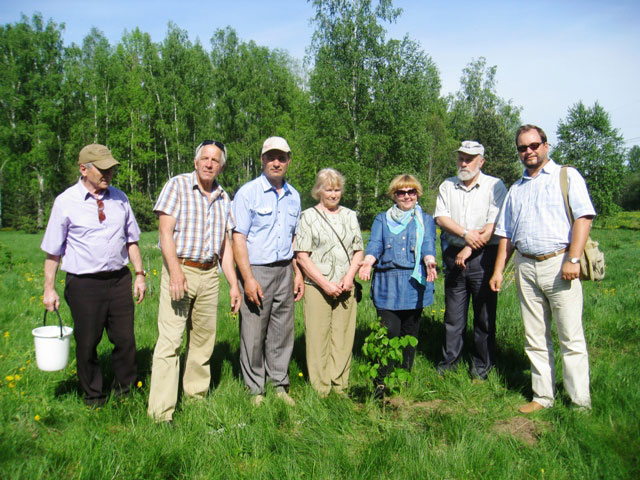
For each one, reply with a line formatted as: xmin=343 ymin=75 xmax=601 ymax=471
xmin=434 ymin=140 xmax=507 ymax=380
xmin=41 ymin=144 xmax=146 ymax=407
xmin=232 ymin=136 xmax=304 ymax=406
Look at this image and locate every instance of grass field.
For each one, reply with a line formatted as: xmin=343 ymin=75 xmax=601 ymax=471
xmin=1 ymin=216 xmax=639 ymax=479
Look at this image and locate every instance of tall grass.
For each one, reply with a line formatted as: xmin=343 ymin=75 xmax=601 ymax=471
xmin=0 ymin=219 xmax=638 ymax=479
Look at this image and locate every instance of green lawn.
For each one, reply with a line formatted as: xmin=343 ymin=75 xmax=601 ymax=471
xmin=0 ymin=220 xmax=638 ymax=479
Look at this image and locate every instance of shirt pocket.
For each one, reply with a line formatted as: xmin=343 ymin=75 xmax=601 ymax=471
xmin=287 ymin=207 xmax=299 ymax=234
xmin=543 ymin=184 xmax=565 ymax=209
xmin=253 ymin=207 xmax=273 ymax=232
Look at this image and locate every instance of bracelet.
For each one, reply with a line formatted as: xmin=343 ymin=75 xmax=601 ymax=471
xmin=462 ymin=229 xmax=468 ymax=239
xmin=135 ymin=270 xmax=147 ymax=277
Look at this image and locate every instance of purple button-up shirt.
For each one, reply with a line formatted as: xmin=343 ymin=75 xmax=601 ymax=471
xmin=41 ymin=179 xmax=141 ymax=274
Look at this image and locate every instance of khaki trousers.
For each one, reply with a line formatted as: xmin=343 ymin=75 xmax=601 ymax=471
xmin=303 ymin=284 xmax=357 ymax=395
xmin=515 ymin=252 xmax=591 ymax=408
xmin=148 ymin=263 xmax=219 ymax=422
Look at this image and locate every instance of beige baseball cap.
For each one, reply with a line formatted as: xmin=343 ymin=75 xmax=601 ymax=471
xmin=78 ymin=144 xmax=120 ymax=169
xmin=261 ymin=136 xmax=291 ymax=155
xmin=457 ymin=140 xmax=485 ymax=156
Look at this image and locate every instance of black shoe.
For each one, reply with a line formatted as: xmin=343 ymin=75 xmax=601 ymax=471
xmin=470 ymin=365 xmax=490 ymax=381
xmin=84 ymin=396 xmax=107 ymax=408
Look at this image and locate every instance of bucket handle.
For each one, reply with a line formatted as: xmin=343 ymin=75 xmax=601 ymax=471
xmin=43 ymin=309 xmax=64 ymax=338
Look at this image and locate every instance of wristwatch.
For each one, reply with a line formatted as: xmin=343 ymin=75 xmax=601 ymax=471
xmin=135 ymin=270 xmax=147 ymax=277
xmin=461 ymin=229 xmax=469 ymax=239
xmin=568 ymin=257 xmax=580 ymax=264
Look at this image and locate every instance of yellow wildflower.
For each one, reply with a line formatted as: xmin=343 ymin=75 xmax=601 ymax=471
xmin=14 ymin=374 xmax=21 ymax=380
xmin=298 ymin=372 xmax=303 ymax=377
xmin=153 ymin=269 xmax=158 ymax=276
xmin=19 ymin=367 xmax=25 ymax=371
xmin=137 ymin=381 xmax=143 ymax=388
xmin=9 ymin=382 xmax=16 ymax=388
xmin=5 ymin=375 xmax=14 ymax=381
xmin=34 ymin=415 xmax=41 ymax=421
xmin=3 ymin=331 xmax=9 ymax=338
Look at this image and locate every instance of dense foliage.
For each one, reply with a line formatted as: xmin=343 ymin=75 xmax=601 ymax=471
xmin=553 ymin=101 xmax=627 ymax=217
xmin=0 ymin=2 xmax=635 ymax=231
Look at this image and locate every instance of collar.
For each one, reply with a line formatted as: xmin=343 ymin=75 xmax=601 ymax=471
xmin=190 ymin=171 xmax=222 ymax=200
xmin=259 ymin=173 xmax=290 ymax=194
xmin=77 ymin=178 xmax=110 ymax=201
xmin=519 ymin=158 xmax=558 ymax=183
xmin=454 ymin=170 xmax=485 ymax=191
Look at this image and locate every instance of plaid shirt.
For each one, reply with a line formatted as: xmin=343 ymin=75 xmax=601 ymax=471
xmin=495 ymin=159 xmax=596 ymax=256
xmin=154 ymin=171 xmax=234 ymax=262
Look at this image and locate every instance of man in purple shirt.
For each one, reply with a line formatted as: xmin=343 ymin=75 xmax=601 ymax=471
xmin=41 ymin=144 xmax=146 ymax=407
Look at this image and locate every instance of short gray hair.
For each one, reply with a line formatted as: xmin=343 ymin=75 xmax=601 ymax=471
xmin=195 ymin=142 xmax=227 ymax=165
xmin=311 ymin=168 xmax=345 ymax=200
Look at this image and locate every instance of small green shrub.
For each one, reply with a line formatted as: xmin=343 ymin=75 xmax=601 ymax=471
xmin=359 ymin=321 xmax=417 ymax=394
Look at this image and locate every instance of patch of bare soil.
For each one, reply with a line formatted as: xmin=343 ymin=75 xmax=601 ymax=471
xmin=491 ymin=417 xmax=549 ymax=446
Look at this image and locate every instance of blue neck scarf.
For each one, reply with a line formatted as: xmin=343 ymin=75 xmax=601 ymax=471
xmin=385 ymin=204 xmax=426 ymax=286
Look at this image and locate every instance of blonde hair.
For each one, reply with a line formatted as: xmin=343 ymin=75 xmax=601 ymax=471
xmin=387 ymin=174 xmax=423 ymax=200
xmin=311 ymin=168 xmax=345 ymax=200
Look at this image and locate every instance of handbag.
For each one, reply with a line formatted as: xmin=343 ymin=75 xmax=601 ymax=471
xmin=560 ymin=166 xmax=606 ymax=281
xmin=314 ymin=207 xmax=363 ymax=302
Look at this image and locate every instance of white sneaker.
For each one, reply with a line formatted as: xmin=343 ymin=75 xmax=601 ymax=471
xmin=276 ymin=391 xmax=296 ymax=406
xmin=251 ymin=394 xmax=265 ymax=406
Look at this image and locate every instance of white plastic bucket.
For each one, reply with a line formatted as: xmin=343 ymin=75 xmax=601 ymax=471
xmin=32 ymin=310 xmax=73 ymax=372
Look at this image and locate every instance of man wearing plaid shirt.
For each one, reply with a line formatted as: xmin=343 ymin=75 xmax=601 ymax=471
xmin=148 ymin=140 xmax=241 ymax=423
xmin=490 ymin=124 xmax=595 ymax=414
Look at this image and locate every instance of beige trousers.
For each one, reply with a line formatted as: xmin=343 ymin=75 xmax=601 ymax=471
xmin=514 ymin=252 xmax=591 ymax=408
xmin=148 ymin=263 xmax=219 ymax=421
xmin=303 ymin=284 xmax=357 ymax=395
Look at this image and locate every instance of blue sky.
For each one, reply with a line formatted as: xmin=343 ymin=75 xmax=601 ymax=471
xmin=2 ymin=0 xmax=639 ymax=148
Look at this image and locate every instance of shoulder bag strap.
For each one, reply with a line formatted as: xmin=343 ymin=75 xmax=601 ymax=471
xmin=560 ymin=166 xmax=575 ymax=225
xmin=314 ymin=207 xmax=351 ymax=260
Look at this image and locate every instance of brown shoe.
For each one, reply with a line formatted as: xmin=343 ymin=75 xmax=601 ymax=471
xmin=518 ymin=401 xmax=545 ymax=414
xmin=276 ymin=391 xmax=296 ymax=406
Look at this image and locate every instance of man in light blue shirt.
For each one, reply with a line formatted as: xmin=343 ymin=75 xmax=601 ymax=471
xmin=490 ymin=124 xmax=595 ymax=414
xmin=232 ymin=136 xmax=304 ymax=406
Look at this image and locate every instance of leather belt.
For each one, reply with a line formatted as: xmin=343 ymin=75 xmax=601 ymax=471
xmin=179 ymin=257 xmax=218 ymax=270
xmin=519 ymin=247 xmax=567 ymax=262
xmin=259 ymin=259 xmax=292 ymax=267
xmin=70 ymin=266 xmax=128 ymax=279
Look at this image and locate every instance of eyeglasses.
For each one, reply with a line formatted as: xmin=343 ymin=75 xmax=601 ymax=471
xmin=395 ymin=189 xmax=418 ymax=197
xmin=198 ymin=140 xmax=226 ymax=154
xmin=517 ymin=142 xmax=543 ymax=153
xmin=96 ymin=198 xmax=105 ymax=223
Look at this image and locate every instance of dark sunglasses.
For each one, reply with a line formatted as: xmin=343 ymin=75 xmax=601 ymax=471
xmin=517 ymin=142 xmax=543 ymax=153
xmin=395 ymin=188 xmax=418 ymax=197
xmin=198 ymin=140 xmax=226 ymax=153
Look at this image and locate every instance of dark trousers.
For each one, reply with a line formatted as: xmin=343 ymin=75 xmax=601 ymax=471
xmin=64 ymin=267 xmax=136 ymax=402
xmin=376 ymin=309 xmax=422 ymax=384
xmin=439 ymin=245 xmax=498 ymax=378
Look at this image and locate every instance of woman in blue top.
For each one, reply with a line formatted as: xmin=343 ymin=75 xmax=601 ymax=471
xmin=359 ymin=174 xmax=438 ymax=397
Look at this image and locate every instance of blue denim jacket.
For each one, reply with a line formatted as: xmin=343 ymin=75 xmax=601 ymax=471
xmin=365 ymin=211 xmax=436 ymax=310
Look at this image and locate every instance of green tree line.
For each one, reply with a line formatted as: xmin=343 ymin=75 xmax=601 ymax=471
xmin=0 ymin=1 xmax=635 ymax=232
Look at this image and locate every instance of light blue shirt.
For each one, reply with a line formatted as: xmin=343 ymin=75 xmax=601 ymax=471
xmin=232 ymin=174 xmax=301 ymax=265
xmin=495 ymin=159 xmax=596 ymax=256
